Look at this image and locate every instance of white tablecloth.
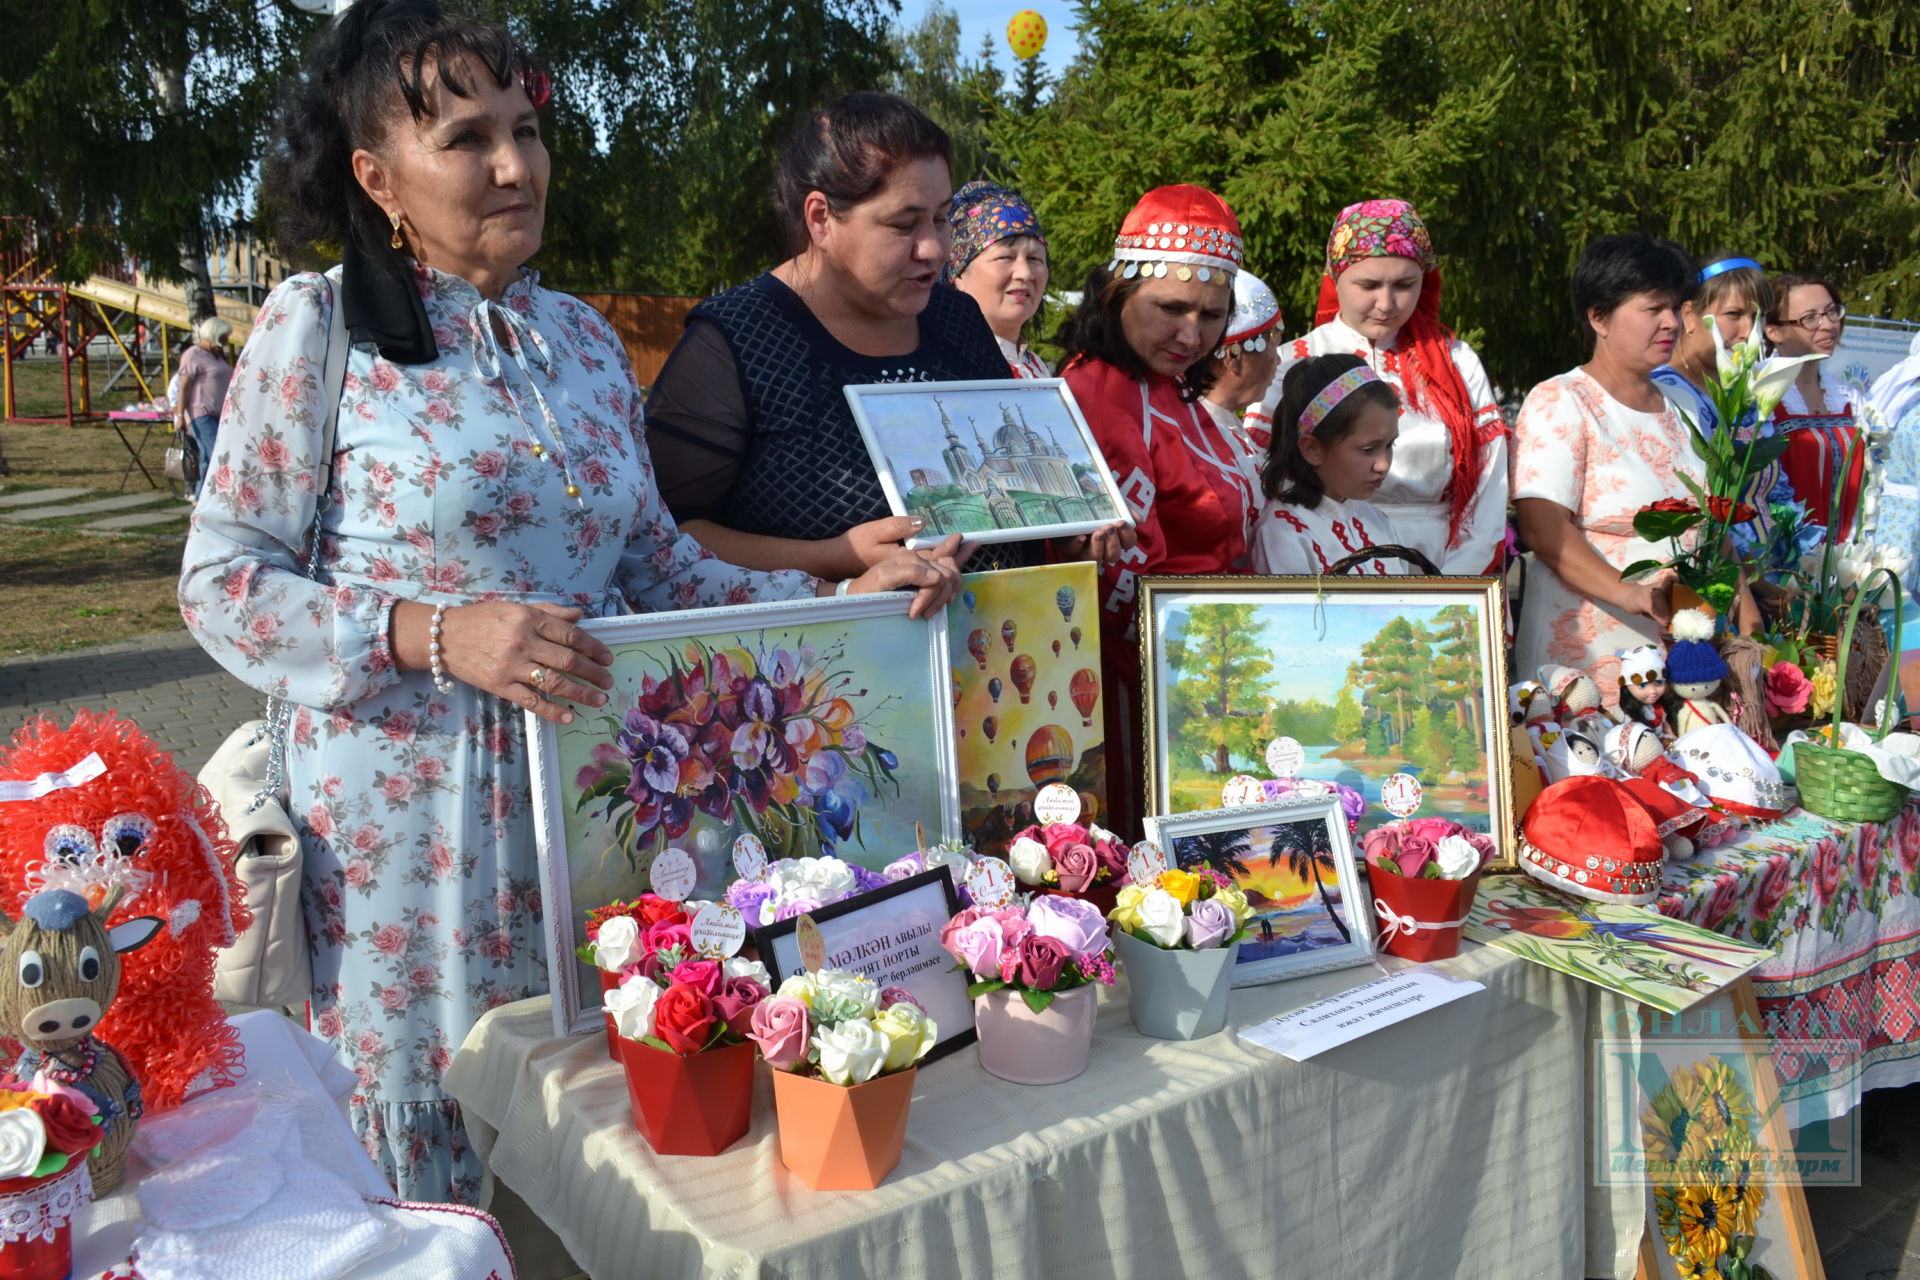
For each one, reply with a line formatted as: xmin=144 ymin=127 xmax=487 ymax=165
xmin=447 ymin=946 xmax=1604 ymax=1280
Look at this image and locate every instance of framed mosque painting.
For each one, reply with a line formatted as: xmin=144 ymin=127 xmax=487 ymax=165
xmin=844 ymin=378 xmax=1133 ymax=549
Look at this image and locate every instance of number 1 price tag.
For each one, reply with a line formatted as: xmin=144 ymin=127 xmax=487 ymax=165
xmin=1128 ymin=842 xmax=1169 ymax=884
xmin=966 ymin=857 xmax=1016 ymax=909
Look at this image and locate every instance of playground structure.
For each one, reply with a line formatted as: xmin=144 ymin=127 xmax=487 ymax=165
xmin=2 ymin=221 xmax=272 ymax=426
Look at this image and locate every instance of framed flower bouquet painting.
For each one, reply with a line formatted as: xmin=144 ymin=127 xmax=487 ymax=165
xmin=1143 ymin=796 xmax=1375 ymax=986
xmin=1139 ymin=576 xmax=1516 ymax=871
xmin=528 ymin=592 xmax=960 ymax=1036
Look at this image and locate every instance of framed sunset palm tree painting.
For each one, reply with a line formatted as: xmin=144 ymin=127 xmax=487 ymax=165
xmin=1144 ymin=796 xmax=1375 ymax=986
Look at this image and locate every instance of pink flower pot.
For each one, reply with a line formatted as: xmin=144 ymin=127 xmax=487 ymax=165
xmin=973 ymin=983 xmax=1098 ymax=1085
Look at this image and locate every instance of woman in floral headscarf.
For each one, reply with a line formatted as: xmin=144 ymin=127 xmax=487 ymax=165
xmin=946 ymin=180 xmax=1052 ymax=378
xmin=1261 ymin=199 xmax=1508 ymax=574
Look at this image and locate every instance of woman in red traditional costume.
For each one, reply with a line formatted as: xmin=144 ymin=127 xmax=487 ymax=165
xmin=1057 ymin=184 xmax=1253 ymax=829
xmin=1765 ymin=272 xmax=1863 ymax=536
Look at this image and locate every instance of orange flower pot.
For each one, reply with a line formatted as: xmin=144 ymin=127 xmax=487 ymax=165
xmin=618 ymin=1038 xmax=756 ymax=1156
xmin=770 ymin=1066 xmax=917 ymax=1191
xmin=597 ymin=969 xmax=622 ymax=1060
xmin=1368 ymin=870 xmax=1482 ymax=963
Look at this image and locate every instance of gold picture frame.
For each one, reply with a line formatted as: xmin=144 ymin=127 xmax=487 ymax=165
xmin=1138 ymin=575 xmax=1516 ymax=872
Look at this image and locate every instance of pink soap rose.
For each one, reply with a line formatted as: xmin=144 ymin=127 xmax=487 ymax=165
xmin=943 ymin=917 xmax=1006 ymax=978
xmin=1765 ymin=662 xmax=1812 ymax=717
xmin=672 ymin=958 xmax=723 ymax=999
xmin=1054 ymin=843 xmax=1097 ymax=893
xmin=712 ymin=976 xmax=767 ymax=1038
xmin=748 ymin=996 xmax=812 ymax=1070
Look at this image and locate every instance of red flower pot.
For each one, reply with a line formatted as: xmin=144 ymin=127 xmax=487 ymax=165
xmin=617 ymin=1038 xmax=755 ymax=1157
xmin=598 ymin=969 xmax=622 ymax=1060
xmin=0 ymin=1160 xmax=87 ymax=1280
xmin=771 ymin=1067 xmax=916 ymax=1190
xmin=1368 ymin=870 xmax=1482 ymax=963
xmin=1037 ymin=881 xmax=1122 ymax=917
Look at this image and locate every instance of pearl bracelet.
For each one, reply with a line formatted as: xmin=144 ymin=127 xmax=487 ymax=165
xmin=429 ymin=603 xmax=454 ymax=694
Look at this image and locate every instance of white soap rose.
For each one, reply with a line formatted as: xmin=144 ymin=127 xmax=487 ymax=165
xmin=921 ymin=845 xmax=974 ymax=876
xmin=723 ymin=956 xmax=773 ymax=990
xmin=812 ymin=969 xmax=880 ymax=1018
xmin=1435 ymin=835 xmax=1482 ymax=881
xmin=605 ymin=977 xmax=660 ymax=1041
xmin=812 ymin=1020 xmax=888 ymax=1086
xmin=0 ymin=1111 xmax=44 ymax=1180
xmin=594 ymin=915 xmax=641 ymax=972
xmin=1135 ymin=888 xmax=1187 ymax=948
xmin=1007 ymin=837 xmax=1053 ymax=885
xmin=767 ymin=856 xmax=857 ymax=902
xmin=777 ymin=973 xmax=819 ymax=1007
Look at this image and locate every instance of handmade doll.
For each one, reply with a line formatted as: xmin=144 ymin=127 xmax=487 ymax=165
xmin=1508 ymin=680 xmax=1552 ymax=728
xmin=1539 ymin=664 xmax=1617 ymax=740
xmin=0 ymin=888 xmax=163 ymax=1192
xmin=0 ymin=712 xmax=249 ymax=1112
xmin=1615 ymin=645 xmax=1673 ymax=742
xmin=1664 ymin=609 xmax=1733 ymax=737
xmin=1602 ymin=721 xmax=1711 ymax=808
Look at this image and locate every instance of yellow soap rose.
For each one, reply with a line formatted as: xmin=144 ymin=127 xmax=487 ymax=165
xmin=1809 ymin=660 xmax=1838 ymax=718
xmin=1211 ymin=882 xmax=1253 ymax=925
xmin=1157 ymin=868 xmax=1202 ymax=906
xmin=872 ymin=1003 xmax=938 ymax=1072
xmin=1109 ymin=883 xmax=1150 ymax=933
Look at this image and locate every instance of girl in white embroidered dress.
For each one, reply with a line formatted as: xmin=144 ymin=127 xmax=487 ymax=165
xmin=1251 ymin=355 xmax=1410 ymax=576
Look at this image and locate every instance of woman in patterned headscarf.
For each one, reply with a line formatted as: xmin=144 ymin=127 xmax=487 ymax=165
xmin=1261 ymin=199 xmax=1508 ymax=574
xmin=946 ymin=180 xmax=1052 ymax=378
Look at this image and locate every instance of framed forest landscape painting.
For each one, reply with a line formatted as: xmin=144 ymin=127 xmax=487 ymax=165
xmin=845 ymin=378 xmax=1131 ymax=548
xmin=1139 ymin=576 xmax=1514 ymax=870
xmin=1144 ymin=796 xmax=1375 ymax=986
xmin=527 ymin=592 xmax=959 ymax=1036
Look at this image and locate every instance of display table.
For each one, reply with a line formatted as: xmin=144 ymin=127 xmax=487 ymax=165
xmin=1655 ymin=802 xmax=1920 ymax=1120
xmin=72 ymin=1011 xmax=516 ymax=1279
xmin=103 ymin=410 xmax=172 ymax=492
xmin=446 ymin=945 xmax=1596 ymax=1280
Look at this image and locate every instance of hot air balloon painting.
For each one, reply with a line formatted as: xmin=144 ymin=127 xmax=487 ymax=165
xmin=1009 ymin=655 xmax=1037 ymax=704
xmin=1024 ymin=725 xmax=1075 ymax=789
xmin=1070 ymin=626 xmax=1082 ymax=650
xmin=967 ymin=629 xmax=989 ymax=670
xmin=1069 ymin=669 xmax=1099 ymax=727
xmin=962 ymin=590 xmax=976 ymax=614
xmin=945 ymin=563 xmax=1105 ymax=856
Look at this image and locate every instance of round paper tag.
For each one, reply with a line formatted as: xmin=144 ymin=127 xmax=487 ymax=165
xmin=689 ymin=903 xmax=747 ymax=959
xmin=1265 ymin=736 xmax=1305 ymax=778
xmin=794 ymin=914 xmax=827 ymax=974
xmin=733 ymin=833 xmax=768 ymax=881
xmin=1220 ymin=774 xmax=1266 ymax=807
xmin=966 ymin=857 xmax=1017 ymax=909
xmin=1033 ymin=782 xmax=1081 ymax=826
xmin=1128 ymin=842 xmax=1169 ymax=885
xmin=1381 ymin=773 xmax=1424 ymax=818
xmin=650 ymin=847 xmax=697 ymax=901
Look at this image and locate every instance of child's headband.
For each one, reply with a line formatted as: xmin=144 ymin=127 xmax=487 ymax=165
xmin=1298 ymin=366 xmax=1383 ymax=435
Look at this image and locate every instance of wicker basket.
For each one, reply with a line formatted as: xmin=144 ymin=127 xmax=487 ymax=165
xmin=1795 ymin=567 xmax=1909 ymax=823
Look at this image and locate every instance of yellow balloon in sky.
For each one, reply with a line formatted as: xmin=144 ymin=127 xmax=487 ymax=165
xmin=1006 ymin=10 xmax=1048 ymax=60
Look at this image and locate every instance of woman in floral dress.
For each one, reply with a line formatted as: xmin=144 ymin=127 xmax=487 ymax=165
xmin=178 ymin=0 xmax=958 ymax=1202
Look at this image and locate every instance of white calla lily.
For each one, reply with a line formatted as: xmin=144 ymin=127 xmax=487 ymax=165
xmin=1750 ymin=352 xmax=1826 ymax=421
xmin=1703 ymin=313 xmax=1743 ymax=386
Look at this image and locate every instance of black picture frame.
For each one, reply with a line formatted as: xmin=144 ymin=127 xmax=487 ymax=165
xmin=754 ymin=867 xmax=977 ymax=1063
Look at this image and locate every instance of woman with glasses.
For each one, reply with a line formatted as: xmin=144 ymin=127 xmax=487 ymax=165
xmin=1765 ymin=272 xmax=1862 ymax=534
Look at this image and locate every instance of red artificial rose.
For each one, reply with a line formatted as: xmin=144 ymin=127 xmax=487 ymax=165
xmin=711 ymin=976 xmax=768 ymax=1038
xmin=638 ymin=894 xmax=689 ymax=928
xmin=1646 ymin=497 xmax=1699 ymax=515
xmin=671 ymin=958 xmax=723 ymax=998
xmin=652 ymin=985 xmax=718 ymax=1055
xmin=1706 ymin=496 xmax=1759 ymax=524
xmin=34 ymin=1095 xmax=100 ymax=1157
xmin=1016 ymin=935 xmax=1072 ymax=990
xmin=1054 ymin=843 xmax=1097 ymax=893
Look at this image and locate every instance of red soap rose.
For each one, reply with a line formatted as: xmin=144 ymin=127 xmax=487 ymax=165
xmin=652 ymin=986 xmax=718 ymax=1055
xmin=33 ymin=1095 xmax=100 ymax=1157
xmin=711 ymin=976 xmax=768 ymax=1038
xmin=671 ymin=958 xmax=723 ymax=999
xmin=1016 ymin=935 xmax=1072 ymax=990
xmin=638 ymin=894 xmax=689 ymax=928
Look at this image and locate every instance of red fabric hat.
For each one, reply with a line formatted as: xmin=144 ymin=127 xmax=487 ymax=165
xmin=1518 ymin=776 xmax=1667 ymax=905
xmin=1108 ymin=185 xmax=1244 ymax=283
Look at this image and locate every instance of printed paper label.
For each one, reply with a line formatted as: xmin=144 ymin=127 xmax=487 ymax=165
xmin=733 ymin=833 xmax=768 ymax=881
xmin=689 ymin=904 xmax=747 ymax=959
xmin=1265 ymin=737 xmax=1305 ymax=778
xmin=795 ymin=914 xmax=826 ymax=974
xmin=1033 ymin=783 xmax=1081 ymax=825
xmin=1220 ymin=775 xmax=1266 ymax=807
xmin=966 ymin=857 xmax=1017 ymax=909
xmin=1381 ymin=773 xmax=1424 ymax=818
xmin=1128 ymin=842 xmax=1169 ymax=884
xmin=649 ymin=847 xmax=697 ymax=901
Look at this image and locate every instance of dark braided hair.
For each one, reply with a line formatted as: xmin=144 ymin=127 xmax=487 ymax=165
xmin=265 ymin=0 xmax=543 ymax=278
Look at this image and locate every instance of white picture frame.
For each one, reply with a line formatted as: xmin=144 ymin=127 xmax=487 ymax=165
xmin=1143 ymin=797 xmax=1376 ymax=987
xmin=528 ymin=591 xmax=961 ymax=1038
xmin=843 ymin=377 xmax=1133 ymax=549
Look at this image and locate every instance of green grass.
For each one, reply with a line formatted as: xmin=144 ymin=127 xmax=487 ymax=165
xmin=0 ymin=524 xmax=185 ymax=657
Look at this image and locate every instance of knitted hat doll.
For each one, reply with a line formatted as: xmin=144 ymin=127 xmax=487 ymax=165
xmin=1665 ymin=609 xmax=1731 ymax=737
xmin=1508 ymin=680 xmax=1550 ymax=727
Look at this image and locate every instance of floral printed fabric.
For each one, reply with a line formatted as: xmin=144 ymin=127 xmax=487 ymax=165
xmin=179 ymin=265 xmax=811 ymax=1202
xmin=945 ymin=180 xmax=1044 ymax=282
xmin=1510 ymin=368 xmax=1702 ymax=704
xmin=1658 ymin=806 xmax=1920 ymax=1119
xmin=1324 ymin=199 xmax=1437 ymax=276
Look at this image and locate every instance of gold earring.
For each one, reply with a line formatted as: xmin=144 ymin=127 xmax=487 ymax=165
xmin=389 ymin=211 xmax=404 ymax=251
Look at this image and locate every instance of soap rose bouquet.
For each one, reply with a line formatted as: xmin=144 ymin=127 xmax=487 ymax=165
xmin=721 ymin=855 xmax=892 ymax=929
xmin=1248 ymin=778 xmax=1368 ymax=838
xmin=0 ymin=1080 xmax=103 ymax=1180
xmin=941 ymin=895 xmax=1116 ymax=1013
xmin=1361 ymin=817 xmax=1497 ymax=880
xmin=879 ymin=841 xmax=982 ymax=904
xmin=602 ymin=915 xmax=774 ymax=1056
xmin=1004 ymin=822 xmax=1131 ymax=892
xmin=745 ymin=970 xmax=936 ymax=1085
xmin=577 ymin=893 xmax=690 ymax=969
xmin=1109 ymin=868 xmax=1254 ymax=951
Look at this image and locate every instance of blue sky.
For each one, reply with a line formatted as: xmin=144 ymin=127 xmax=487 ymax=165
xmin=916 ymin=0 xmax=1084 ymax=82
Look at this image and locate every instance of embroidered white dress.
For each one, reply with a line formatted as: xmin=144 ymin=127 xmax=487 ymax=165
xmin=1201 ymin=398 xmax=1270 ymax=515
xmin=1510 ymin=369 xmax=1703 ymax=704
xmin=179 ymin=266 xmax=811 ymax=1203
xmin=1262 ymin=316 xmax=1508 ymax=573
xmin=996 ymin=334 xmax=1052 ymax=380
xmin=1249 ymin=496 xmax=1410 ymax=575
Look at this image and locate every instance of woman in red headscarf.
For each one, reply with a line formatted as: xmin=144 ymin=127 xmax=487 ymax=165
xmin=1057 ymin=184 xmax=1253 ymax=830
xmin=1261 ymin=199 xmax=1508 ymax=574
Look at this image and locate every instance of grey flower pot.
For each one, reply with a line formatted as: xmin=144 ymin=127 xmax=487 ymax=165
xmin=1115 ymin=929 xmax=1238 ymax=1041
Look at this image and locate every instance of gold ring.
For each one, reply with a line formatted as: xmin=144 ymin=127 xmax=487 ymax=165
xmin=530 ymin=666 xmax=549 ymax=688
